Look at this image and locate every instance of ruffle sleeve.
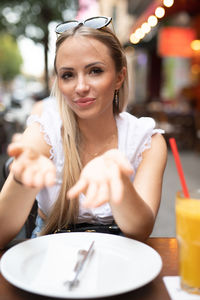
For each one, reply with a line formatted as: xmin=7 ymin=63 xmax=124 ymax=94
xmin=26 ymin=97 xmax=63 ymax=165
xmin=117 ymin=112 xmax=164 ymax=172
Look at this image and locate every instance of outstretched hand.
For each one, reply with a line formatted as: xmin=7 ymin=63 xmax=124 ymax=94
xmin=67 ymin=149 xmax=133 ymax=208
xmin=8 ymin=143 xmax=56 ymax=188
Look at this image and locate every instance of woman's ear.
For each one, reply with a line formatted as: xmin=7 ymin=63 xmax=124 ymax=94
xmin=115 ymin=67 xmax=127 ymax=90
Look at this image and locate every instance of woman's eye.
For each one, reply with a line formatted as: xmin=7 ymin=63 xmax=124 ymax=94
xmin=90 ymin=68 xmax=103 ymax=75
xmin=61 ymin=72 xmax=73 ymax=80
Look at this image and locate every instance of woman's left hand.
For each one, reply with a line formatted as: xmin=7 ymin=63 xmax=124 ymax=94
xmin=67 ymin=149 xmax=133 ymax=207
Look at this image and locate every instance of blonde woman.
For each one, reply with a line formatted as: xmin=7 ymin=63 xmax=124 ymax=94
xmin=0 ymin=17 xmax=167 ymax=248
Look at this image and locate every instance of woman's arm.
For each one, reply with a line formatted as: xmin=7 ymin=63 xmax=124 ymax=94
xmin=110 ymin=133 xmax=167 ymax=240
xmin=68 ymin=133 xmax=167 ymax=241
xmin=0 ymin=105 xmax=56 ymax=248
xmin=0 ymin=173 xmax=40 ymax=248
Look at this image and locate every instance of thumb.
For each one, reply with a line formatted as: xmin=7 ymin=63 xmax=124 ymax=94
xmin=7 ymin=143 xmax=24 ymax=158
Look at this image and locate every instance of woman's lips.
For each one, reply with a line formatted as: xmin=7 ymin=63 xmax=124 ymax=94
xmin=74 ymin=98 xmax=96 ymax=107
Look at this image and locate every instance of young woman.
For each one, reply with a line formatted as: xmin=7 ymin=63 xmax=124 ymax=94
xmin=0 ymin=17 xmax=167 ymax=248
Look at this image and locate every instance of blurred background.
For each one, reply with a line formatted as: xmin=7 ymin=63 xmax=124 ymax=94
xmin=0 ymin=0 xmax=199 ymax=237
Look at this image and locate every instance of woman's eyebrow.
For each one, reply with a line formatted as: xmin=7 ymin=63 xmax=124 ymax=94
xmin=58 ymin=62 xmax=105 ymax=73
xmin=59 ymin=67 xmax=73 ymax=72
xmin=85 ymin=62 xmax=105 ymax=68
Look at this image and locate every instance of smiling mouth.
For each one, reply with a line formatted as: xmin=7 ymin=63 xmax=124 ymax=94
xmin=75 ymin=98 xmax=96 ymax=107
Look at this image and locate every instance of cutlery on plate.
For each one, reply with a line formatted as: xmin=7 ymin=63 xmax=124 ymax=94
xmin=64 ymin=240 xmax=95 ymax=290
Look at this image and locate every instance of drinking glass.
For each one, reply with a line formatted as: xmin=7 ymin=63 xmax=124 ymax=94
xmin=176 ymin=189 xmax=200 ymax=294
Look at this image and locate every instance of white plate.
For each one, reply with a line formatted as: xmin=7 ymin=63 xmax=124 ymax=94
xmin=0 ymin=233 xmax=162 ymax=298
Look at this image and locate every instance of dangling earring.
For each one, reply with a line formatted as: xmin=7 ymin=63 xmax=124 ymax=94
xmin=114 ymin=90 xmax=119 ymax=109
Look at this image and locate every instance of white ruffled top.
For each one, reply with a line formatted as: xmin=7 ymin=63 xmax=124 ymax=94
xmin=27 ymin=97 xmax=164 ymax=224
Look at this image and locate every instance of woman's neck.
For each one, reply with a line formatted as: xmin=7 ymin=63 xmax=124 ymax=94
xmin=78 ymin=113 xmax=117 ymax=143
xmin=77 ymin=113 xmax=118 ymax=164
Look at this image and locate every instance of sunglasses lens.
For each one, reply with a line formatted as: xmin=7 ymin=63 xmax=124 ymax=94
xmin=56 ymin=21 xmax=78 ymax=33
xmin=55 ymin=17 xmax=112 ymax=34
xmin=84 ymin=17 xmax=109 ymax=29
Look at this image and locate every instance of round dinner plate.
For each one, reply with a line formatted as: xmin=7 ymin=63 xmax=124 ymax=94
xmin=0 ymin=232 xmax=162 ymax=298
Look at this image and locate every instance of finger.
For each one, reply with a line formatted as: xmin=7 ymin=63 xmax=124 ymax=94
xmin=42 ymin=159 xmax=57 ymax=186
xmin=67 ymin=178 xmax=88 ymax=199
xmin=10 ymin=159 xmax=26 ymax=179
xmin=21 ymin=167 xmax=38 ymax=187
xmin=110 ymin=176 xmax=124 ymax=203
xmin=108 ymin=164 xmax=124 ymax=203
xmin=83 ymin=182 xmax=98 ymax=207
xmin=31 ymin=170 xmax=49 ymax=188
xmin=44 ymin=170 xmax=56 ymax=186
xmin=93 ymin=182 xmax=110 ymax=207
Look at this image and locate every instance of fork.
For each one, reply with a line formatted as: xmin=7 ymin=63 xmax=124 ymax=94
xmin=65 ymin=240 xmax=95 ymax=290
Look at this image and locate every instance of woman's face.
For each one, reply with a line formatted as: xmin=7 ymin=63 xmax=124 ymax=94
xmin=56 ymin=35 xmax=125 ymax=120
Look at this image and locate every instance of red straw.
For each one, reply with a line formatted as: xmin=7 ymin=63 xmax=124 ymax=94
xmin=169 ymin=138 xmax=190 ymax=198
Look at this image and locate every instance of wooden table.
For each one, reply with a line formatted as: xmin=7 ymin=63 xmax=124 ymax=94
xmin=0 ymin=237 xmax=178 ymax=300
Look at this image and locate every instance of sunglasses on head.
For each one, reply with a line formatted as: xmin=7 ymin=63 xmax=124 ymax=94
xmin=55 ymin=16 xmax=112 ymax=34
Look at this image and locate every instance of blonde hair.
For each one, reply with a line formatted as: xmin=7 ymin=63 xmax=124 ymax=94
xmin=41 ymin=25 xmax=129 ymax=235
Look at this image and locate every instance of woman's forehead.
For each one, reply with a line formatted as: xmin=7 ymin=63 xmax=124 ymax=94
xmin=58 ymin=35 xmax=110 ymax=56
xmin=56 ymin=35 xmax=113 ymax=67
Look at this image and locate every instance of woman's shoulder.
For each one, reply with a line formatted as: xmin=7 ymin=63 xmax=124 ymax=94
xmin=26 ymin=97 xmax=63 ymax=161
xmin=116 ymin=111 xmax=165 ymax=170
xmin=117 ymin=111 xmax=156 ymax=131
xmin=31 ymin=97 xmax=58 ymax=116
xmin=27 ymin=97 xmax=60 ymax=126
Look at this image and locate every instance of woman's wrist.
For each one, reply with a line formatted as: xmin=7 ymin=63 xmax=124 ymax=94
xmin=12 ymin=174 xmax=41 ymax=191
xmin=13 ymin=175 xmax=23 ymax=186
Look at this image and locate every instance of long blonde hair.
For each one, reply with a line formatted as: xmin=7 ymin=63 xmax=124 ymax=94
xmin=41 ymin=25 xmax=129 ymax=235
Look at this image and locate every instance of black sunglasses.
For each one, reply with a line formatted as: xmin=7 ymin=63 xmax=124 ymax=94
xmin=55 ymin=16 xmax=112 ymax=34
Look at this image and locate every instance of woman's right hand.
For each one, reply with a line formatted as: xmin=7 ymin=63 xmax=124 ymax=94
xmin=7 ymin=143 xmax=56 ymax=188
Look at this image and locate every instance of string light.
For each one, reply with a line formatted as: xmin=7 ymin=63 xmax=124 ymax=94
xmin=163 ymin=0 xmax=174 ymax=8
xmin=148 ymin=15 xmax=158 ymax=27
xmin=130 ymin=1 xmax=172 ymax=45
xmin=155 ymin=7 xmax=165 ymax=18
xmin=141 ymin=22 xmax=151 ymax=34
xmin=136 ymin=28 xmax=145 ymax=39
xmin=130 ymin=33 xmax=140 ymax=44
xmin=191 ymin=40 xmax=200 ymax=51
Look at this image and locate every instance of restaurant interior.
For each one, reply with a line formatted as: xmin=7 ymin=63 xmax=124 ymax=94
xmin=126 ymin=0 xmax=200 ymax=151
xmin=0 ymin=1 xmax=200 ymax=299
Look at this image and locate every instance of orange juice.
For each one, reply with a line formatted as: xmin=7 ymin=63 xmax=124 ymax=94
xmin=176 ymin=190 xmax=200 ymax=294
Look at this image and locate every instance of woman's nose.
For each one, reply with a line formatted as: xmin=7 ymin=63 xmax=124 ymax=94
xmin=75 ymin=76 xmax=90 ymax=94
